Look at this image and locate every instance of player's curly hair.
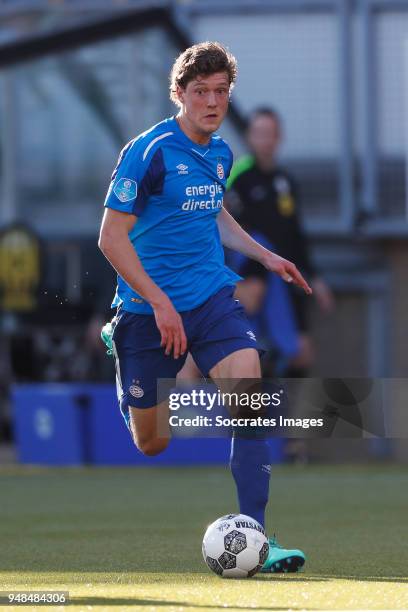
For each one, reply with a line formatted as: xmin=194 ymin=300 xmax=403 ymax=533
xmin=169 ymin=41 xmax=237 ymax=107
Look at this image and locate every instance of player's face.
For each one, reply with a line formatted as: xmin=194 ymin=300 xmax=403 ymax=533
xmin=177 ymin=72 xmax=230 ymax=142
xmin=247 ymin=115 xmax=281 ymax=161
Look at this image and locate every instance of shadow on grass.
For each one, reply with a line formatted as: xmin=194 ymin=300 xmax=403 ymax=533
xmin=308 ymin=574 xmax=408 ymax=583
xmin=69 ymin=597 xmax=315 ymax=610
xmin=251 ymin=574 xmax=408 ymax=583
xmin=3 ymin=569 xmax=408 ymax=584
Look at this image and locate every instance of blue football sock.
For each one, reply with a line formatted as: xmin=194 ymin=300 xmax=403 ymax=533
xmin=230 ymin=436 xmax=271 ymax=528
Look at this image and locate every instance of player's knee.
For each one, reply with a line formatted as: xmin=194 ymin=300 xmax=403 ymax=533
xmin=135 ymin=436 xmax=169 ymax=457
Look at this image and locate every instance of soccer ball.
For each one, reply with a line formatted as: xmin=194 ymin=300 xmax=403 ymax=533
xmin=202 ymin=513 xmax=269 ymax=578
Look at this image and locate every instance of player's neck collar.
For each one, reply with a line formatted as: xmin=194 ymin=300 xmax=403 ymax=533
xmin=173 ymin=116 xmax=212 ymax=151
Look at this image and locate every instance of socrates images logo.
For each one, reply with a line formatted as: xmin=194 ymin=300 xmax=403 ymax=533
xmin=177 ymin=163 xmax=189 ymax=175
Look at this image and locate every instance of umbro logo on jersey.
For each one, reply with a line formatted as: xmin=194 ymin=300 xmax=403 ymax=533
xmin=177 ymin=163 xmax=189 ymax=175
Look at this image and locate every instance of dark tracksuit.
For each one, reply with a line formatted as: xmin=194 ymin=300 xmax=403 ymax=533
xmin=226 ymin=155 xmax=316 ymax=334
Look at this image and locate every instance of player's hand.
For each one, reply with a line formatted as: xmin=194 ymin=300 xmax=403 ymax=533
xmin=153 ymin=297 xmax=188 ymax=359
xmin=311 ymin=276 xmax=335 ymax=312
xmin=261 ymin=251 xmax=312 ymax=295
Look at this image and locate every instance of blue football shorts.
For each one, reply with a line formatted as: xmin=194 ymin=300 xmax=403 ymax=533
xmin=111 ymin=285 xmax=260 ymax=421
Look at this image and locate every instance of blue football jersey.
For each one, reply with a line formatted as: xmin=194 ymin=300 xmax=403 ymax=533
xmin=104 ymin=116 xmax=241 ymax=314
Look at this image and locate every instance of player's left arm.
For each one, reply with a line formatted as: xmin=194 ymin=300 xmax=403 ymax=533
xmin=217 ymin=206 xmax=312 ymax=295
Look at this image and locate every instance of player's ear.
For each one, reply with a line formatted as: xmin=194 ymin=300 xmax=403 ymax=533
xmin=176 ymin=85 xmax=185 ymax=105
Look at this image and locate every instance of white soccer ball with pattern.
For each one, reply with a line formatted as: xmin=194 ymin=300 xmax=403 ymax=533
xmin=202 ymin=513 xmax=269 ymax=578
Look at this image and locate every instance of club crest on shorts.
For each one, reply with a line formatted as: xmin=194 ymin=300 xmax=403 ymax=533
xmin=129 ymin=384 xmax=144 ymax=398
xmin=217 ymin=163 xmax=224 ymax=180
xmin=113 ymin=178 xmax=137 ymax=203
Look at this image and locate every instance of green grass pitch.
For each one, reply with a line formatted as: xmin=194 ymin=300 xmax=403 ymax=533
xmin=1 ymin=464 xmax=407 ymax=611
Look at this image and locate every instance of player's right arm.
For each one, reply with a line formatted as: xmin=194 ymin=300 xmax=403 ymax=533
xmin=99 ymin=135 xmax=187 ymax=359
xmin=99 ymin=208 xmax=186 ymax=359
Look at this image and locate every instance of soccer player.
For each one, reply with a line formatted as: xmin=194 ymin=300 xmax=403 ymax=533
xmin=99 ymin=42 xmax=311 ymax=573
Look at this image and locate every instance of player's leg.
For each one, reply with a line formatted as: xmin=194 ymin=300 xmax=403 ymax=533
xmin=189 ymin=289 xmax=271 ymax=526
xmin=211 ymin=350 xmax=305 ymax=572
xmin=128 ymin=354 xmax=202 ymax=454
xmin=209 ymin=348 xmax=271 ymax=529
xmin=208 ymin=347 xmax=261 ymax=379
xmin=128 ymin=401 xmax=170 ymax=456
xmin=190 ymin=287 xmax=305 ymax=572
xmin=176 ymin=352 xmax=203 ymax=381
xmin=106 ymin=309 xmax=188 ymax=456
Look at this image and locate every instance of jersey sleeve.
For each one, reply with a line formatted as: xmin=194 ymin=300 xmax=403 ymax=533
xmin=104 ymin=137 xmax=165 ymax=216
